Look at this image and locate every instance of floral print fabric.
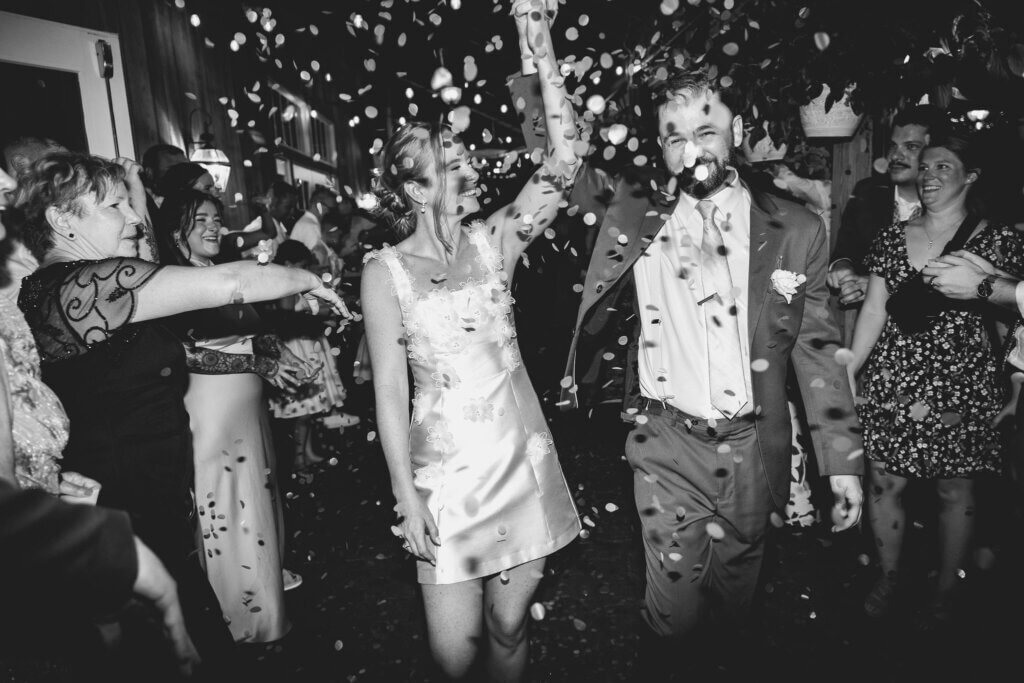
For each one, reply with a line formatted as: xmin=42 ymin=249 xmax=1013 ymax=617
xmin=858 ymin=219 xmax=1024 ymax=478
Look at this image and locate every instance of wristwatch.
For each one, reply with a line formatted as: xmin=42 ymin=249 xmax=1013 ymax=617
xmin=977 ymin=274 xmax=996 ymax=299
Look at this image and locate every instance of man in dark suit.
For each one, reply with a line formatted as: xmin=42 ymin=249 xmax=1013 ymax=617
xmin=551 ymin=69 xmax=864 ymax=667
xmin=827 ymin=105 xmax=946 ymax=305
xmin=0 ymin=479 xmax=199 ymax=676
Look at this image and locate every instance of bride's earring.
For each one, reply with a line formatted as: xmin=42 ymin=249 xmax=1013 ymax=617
xmin=419 ymin=202 xmax=426 ymax=214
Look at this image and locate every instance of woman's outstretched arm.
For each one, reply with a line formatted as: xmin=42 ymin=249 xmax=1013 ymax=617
xmin=132 ymin=260 xmax=347 ymax=322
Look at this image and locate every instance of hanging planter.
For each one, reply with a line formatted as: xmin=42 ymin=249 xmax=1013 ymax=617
xmin=799 ymin=84 xmax=863 ymax=139
xmin=742 ymin=122 xmax=788 ymax=164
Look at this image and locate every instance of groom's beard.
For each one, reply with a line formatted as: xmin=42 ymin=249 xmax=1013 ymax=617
xmin=675 ymin=149 xmax=736 ymax=199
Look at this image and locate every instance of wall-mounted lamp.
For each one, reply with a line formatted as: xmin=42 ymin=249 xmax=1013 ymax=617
xmin=189 ymin=108 xmax=231 ymax=193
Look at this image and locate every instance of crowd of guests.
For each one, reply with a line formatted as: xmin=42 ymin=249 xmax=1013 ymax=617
xmin=0 ymin=129 xmax=370 ymax=678
xmin=3 ymin=3 xmax=1024 ymax=681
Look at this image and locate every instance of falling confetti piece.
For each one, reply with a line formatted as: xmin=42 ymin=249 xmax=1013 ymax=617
xmin=334 ymin=640 xmax=344 ymax=651
xmin=908 ymin=401 xmax=931 ymax=421
xmin=939 ymin=412 xmax=962 ymax=426
xmin=586 ymin=94 xmax=606 ymax=115
xmin=814 ymin=32 xmax=831 ymax=51
xmin=607 ymin=124 xmax=628 ymax=146
xmin=833 ymin=348 xmax=854 ymax=366
xmin=706 ymin=521 xmax=725 ymax=540
xmin=572 ymin=618 xmax=587 ymax=631
xmin=530 ymin=603 xmax=546 ymax=620
xmin=750 ymin=358 xmax=770 ymax=372
xmin=872 ymin=157 xmax=890 ymax=174
xmin=660 ymin=0 xmax=680 ymax=15
xmin=605 ymin=503 xmax=619 ymax=512
xmin=722 ymin=42 xmax=740 ymax=56
xmin=367 ymin=431 xmax=377 ymax=441
xmin=440 ymin=86 xmax=462 ymax=104
xmin=431 ymin=66 xmax=453 ymax=91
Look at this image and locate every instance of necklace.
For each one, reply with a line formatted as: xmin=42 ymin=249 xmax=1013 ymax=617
xmin=923 ymin=214 xmax=966 ymax=252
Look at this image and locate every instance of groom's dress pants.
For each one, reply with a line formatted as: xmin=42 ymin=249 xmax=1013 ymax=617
xmin=625 ymin=399 xmax=775 ymax=636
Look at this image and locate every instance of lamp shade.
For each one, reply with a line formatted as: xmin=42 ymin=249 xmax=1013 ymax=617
xmin=190 ymin=147 xmax=232 ymax=193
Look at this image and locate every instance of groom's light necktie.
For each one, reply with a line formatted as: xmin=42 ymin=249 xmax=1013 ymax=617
xmin=696 ymin=199 xmax=747 ymax=419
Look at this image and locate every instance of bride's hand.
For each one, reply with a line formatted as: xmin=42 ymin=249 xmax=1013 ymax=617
xmin=392 ymin=498 xmax=440 ymax=565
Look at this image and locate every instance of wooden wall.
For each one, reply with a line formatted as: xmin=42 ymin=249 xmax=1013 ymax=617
xmin=0 ymin=0 xmax=357 ymax=228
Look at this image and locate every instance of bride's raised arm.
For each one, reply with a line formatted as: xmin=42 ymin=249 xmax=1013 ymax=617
xmin=489 ymin=0 xmax=580 ymax=267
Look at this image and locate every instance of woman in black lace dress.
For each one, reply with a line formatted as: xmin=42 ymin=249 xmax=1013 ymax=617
xmin=848 ymin=132 xmax=1024 ymax=626
xmin=16 ymin=153 xmax=347 ymax=664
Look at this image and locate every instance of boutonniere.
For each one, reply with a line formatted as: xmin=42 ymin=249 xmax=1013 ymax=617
xmin=770 ymin=269 xmax=807 ymax=303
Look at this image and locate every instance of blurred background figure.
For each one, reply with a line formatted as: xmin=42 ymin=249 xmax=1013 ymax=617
xmin=141 ymin=143 xmax=187 ymax=217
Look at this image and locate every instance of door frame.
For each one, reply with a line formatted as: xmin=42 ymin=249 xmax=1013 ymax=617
xmin=0 ymin=10 xmax=134 ymax=159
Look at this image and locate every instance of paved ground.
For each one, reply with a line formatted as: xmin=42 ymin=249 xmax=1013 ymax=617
xmin=239 ymin=396 xmax=1024 ymax=682
xmin=5 ymin=393 xmax=1022 ymax=682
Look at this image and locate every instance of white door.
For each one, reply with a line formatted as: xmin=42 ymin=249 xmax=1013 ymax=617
xmin=0 ymin=10 xmax=134 ymax=159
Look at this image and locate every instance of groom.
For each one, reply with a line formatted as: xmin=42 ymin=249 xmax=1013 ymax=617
xmin=515 ymin=67 xmax=864 ymax=659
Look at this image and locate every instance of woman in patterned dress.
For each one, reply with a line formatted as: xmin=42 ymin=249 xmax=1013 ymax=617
xmin=848 ymin=132 xmax=1024 ymax=625
xmin=360 ymin=3 xmax=580 ymax=679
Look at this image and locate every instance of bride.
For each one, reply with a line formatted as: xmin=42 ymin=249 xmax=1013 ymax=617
xmin=361 ymin=1 xmax=580 ymax=679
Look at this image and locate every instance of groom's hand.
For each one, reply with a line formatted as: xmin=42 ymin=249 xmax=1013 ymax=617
xmin=828 ymin=474 xmax=863 ymax=532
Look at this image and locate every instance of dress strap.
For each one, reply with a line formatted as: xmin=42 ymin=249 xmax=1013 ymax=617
xmin=467 ymin=221 xmax=504 ymax=276
xmin=364 ymin=247 xmax=416 ymax=309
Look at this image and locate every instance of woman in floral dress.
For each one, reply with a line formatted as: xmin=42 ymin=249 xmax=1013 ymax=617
xmin=360 ymin=3 xmax=581 ymax=680
xmin=849 ymin=132 xmax=1024 ymax=626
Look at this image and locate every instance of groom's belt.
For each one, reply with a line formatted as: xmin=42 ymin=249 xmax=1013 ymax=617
xmin=635 ymin=397 xmax=755 ymax=436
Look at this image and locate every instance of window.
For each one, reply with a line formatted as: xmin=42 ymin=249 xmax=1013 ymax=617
xmin=268 ymin=82 xmax=336 ymax=164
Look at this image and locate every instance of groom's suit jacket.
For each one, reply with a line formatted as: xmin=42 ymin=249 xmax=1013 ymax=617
xmin=562 ymin=163 xmax=863 ymax=507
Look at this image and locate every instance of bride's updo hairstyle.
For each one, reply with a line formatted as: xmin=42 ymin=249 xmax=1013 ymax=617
xmin=373 ymin=121 xmax=454 ymax=253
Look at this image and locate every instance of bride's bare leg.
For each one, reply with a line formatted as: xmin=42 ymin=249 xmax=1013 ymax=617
xmin=422 ymin=579 xmax=485 ymax=680
xmin=483 ymin=558 xmax=546 ymax=683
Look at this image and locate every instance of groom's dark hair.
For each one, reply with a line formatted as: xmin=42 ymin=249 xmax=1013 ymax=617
xmin=650 ymin=68 xmax=744 ymax=119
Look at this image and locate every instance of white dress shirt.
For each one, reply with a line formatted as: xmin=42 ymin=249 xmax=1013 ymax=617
xmin=290 ymin=210 xmax=321 ymax=252
xmin=633 ymin=170 xmax=754 ymax=419
xmin=1009 ymin=282 xmax=1024 ymax=371
xmin=894 ymin=186 xmax=921 ymax=222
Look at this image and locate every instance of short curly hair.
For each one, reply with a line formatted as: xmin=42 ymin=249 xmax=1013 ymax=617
xmin=15 ymin=152 xmax=126 ymax=260
xmin=650 ymin=68 xmax=745 ymax=123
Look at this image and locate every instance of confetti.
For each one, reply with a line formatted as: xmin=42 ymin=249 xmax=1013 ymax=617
xmin=833 ymin=348 xmax=855 ymax=366
xmin=430 ymin=66 xmax=453 ymax=91
xmin=530 ymin=603 xmax=546 ymax=620
xmin=607 ymin=124 xmax=628 ymax=145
